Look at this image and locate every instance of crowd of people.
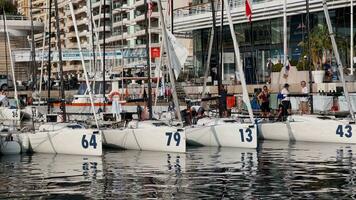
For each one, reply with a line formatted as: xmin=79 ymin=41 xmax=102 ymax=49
xmin=256 ymin=81 xmax=311 ymax=121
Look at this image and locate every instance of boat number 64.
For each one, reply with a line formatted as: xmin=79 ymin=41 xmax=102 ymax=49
xmin=81 ymin=135 xmax=97 ymax=149
xmin=239 ymin=128 xmax=253 ymax=142
xmin=336 ymin=125 xmax=352 ymax=138
xmin=166 ymin=132 xmax=181 ymax=146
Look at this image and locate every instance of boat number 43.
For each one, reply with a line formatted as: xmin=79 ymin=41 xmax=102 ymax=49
xmin=239 ymin=128 xmax=253 ymax=142
xmin=166 ymin=132 xmax=181 ymax=146
xmin=81 ymin=135 xmax=98 ymax=149
xmin=336 ymin=125 xmax=352 ymax=138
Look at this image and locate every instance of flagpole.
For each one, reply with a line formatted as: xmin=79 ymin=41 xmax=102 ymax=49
xmin=148 ymin=1 xmax=152 ymax=93
xmin=283 ymin=0 xmax=287 ymax=72
xmin=218 ymin=0 xmax=224 ymax=118
xmin=306 ymin=0 xmax=313 ymax=113
xmin=145 ymin=0 xmax=153 ymax=119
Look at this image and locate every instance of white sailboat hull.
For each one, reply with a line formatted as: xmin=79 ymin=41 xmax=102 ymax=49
xmin=259 ymin=115 xmax=356 ymax=144
xmin=27 ymin=127 xmax=102 ymax=156
xmin=102 ymin=121 xmax=186 ymax=153
xmin=0 ymin=133 xmax=30 ymax=154
xmin=0 ymin=140 xmax=21 ymax=154
xmin=186 ymin=118 xmax=257 ymax=148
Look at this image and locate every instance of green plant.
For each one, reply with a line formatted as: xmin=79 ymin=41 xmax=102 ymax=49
xmin=272 ymin=63 xmax=283 ymax=72
xmin=296 ymin=61 xmax=304 ymax=71
xmin=290 ymin=60 xmax=298 ymax=66
xmin=298 ymin=24 xmax=332 ymax=70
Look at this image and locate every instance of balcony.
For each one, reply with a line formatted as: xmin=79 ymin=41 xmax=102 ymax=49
xmin=76 ymin=18 xmax=88 ymax=26
xmin=93 ymin=13 xmax=110 ymax=21
xmin=66 ymin=32 xmax=76 ymax=38
xmin=132 ymin=28 xmax=160 ymax=37
xmin=92 ymin=0 xmax=111 ymax=8
xmin=74 ymin=6 xmax=87 ymax=15
xmin=112 ymin=19 xmax=127 ymax=28
xmin=94 ymin=26 xmax=111 ymax=32
xmin=133 ymin=12 xmax=159 ymax=23
xmin=133 ymin=0 xmax=144 ymax=8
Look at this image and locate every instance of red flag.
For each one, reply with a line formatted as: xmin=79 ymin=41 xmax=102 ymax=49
xmin=245 ymin=0 xmax=252 ymax=23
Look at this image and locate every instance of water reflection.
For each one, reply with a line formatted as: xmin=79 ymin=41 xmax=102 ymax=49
xmin=0 ymin=154 xmax=103 ymax=199
xmin=256 ymin=141 xmax=356 ymax=199
xmin=0 ymin=141 xmax=356 ymax=199
xmin=102 ymin=150 xmax=186 ymax=199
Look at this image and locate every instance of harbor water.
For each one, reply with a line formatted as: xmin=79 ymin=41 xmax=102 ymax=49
xmin=0 ymin=140 xmax=355 ymax=199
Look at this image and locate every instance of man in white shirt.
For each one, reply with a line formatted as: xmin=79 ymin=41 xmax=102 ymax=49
xmin=280 ymin=83 xmax=291 ymax=116
xmin=300 ymin=81 xmax=309 ymax=114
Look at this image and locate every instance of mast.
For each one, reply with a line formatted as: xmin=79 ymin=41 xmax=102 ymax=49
xmin=38 ymin=0 xmax=49 ymax=102
xmin=218 ymin=0 xmax=224 ymax=118
xmin=30 ymin=0 xmax=37 ymax=90
xmin=102 ymin=0 xmax=106 ymax=111
xmin=47 ymin=0 xmax=52 ymax=114
xmin=170 ymin=0 xmax=173 ymax=33
xmin=3 ymin=12 xmax=20 ymax=110
xmin=2 ymin=11 xmax=8 ymax=92
xmin=54 ymin=0 xmax=66 ymax=121
xmin=323 ymin=0 xmax=355 ymax=121
xmin=89 ymin=0 xmax=96 ymax=75
xmin=223 ymin=0 xmax=254 ymax=122
xmin=202 ymin=0 xmax=216 ymax=97
xmin=157 ymin=0 xmax=182 ymax=122
xmin=145 ymin=0 xmax=153 ymax=119
xmin=351 ymin=0 xmax=354 ymax=75
xmin=69 ymin=0 xmax=99 ymax=128
xmin=306 ymin=0 xmax=313 ymax=113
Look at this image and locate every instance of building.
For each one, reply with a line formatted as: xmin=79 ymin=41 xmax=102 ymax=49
xmin=0 ymin=15 xmax=43 ymax=81
xmin=14 ymin=0 xmax=193 ymax=75
xmin=173 ymin=0 xmax=355 ymax=85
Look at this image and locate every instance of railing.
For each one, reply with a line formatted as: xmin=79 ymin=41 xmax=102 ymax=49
xmin=0 ymin=15 xmax=28 ymax=20
xmin=173 ymin=0 xmax=274 ymax=19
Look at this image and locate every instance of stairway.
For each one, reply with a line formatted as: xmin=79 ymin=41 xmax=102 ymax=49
xmin=175 ymin=82 xmax=187 ymax=101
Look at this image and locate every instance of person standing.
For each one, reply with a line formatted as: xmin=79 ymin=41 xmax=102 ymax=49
xmin=266 ymin=58 xmax=273 ymax=84
xmin=299 ymin=81 xmax=309 ymax=114
xmin=257 ymin=85 xmax=271 ymax=118
xmin=280 ymin=83 xmax=291 ymax=116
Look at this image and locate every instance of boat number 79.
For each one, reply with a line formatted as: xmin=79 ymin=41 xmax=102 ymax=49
xmin=166 ymin=132 xmax=181 ymax=146
xmin=81 ymin=135 xmax=97 ymax=149
xmin=336 ymin=125 xmax=352 ymax=138
xmin=239 ymin=128 xmax=253 ymax=142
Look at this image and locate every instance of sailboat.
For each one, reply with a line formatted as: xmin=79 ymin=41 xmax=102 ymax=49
xmin=258 ymin=0 xmax=356 ymax=144
xmin=23 ymin=0 xmax=102 ymax=156
xmin=184 ymin=0 xmax=257 ymax=148
xmin=101 ymin=0 xmax=186 ymax=153
xmin=0 ymin=10 xmax=27 ymax=125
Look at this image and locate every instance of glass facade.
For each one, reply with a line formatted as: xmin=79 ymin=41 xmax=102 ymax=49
xmin=192 ymin=7 xmax=355 ymax=84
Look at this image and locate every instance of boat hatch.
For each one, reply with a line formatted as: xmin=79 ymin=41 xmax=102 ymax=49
xmin=66 ymin=124 xmax=84 ymax=129
xmin=223 ymin=120 xmax=236 ymax=123
xmin=317 ymin=116 xmax=332 ymax=120
xmin=152 ymin=122 xmax=168 ymax=127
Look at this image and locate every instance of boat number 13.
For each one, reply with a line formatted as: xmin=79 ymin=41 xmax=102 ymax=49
xmin=166 ymin=132 xmax=181 ymax=146
xmin=336 ymin=125 xmax=352 ymax=138
xmin=239 ymin=128 xmax=253 ymax=142
xmin=81 ymin=135 xmax=97 ymax=149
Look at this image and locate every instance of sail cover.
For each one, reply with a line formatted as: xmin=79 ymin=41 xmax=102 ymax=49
xmin=165 ymin=29 xmax=188 ymax=79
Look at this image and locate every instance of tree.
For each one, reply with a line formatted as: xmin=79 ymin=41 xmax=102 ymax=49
xmin=299 ymin=24 xmax=332 ymax=70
